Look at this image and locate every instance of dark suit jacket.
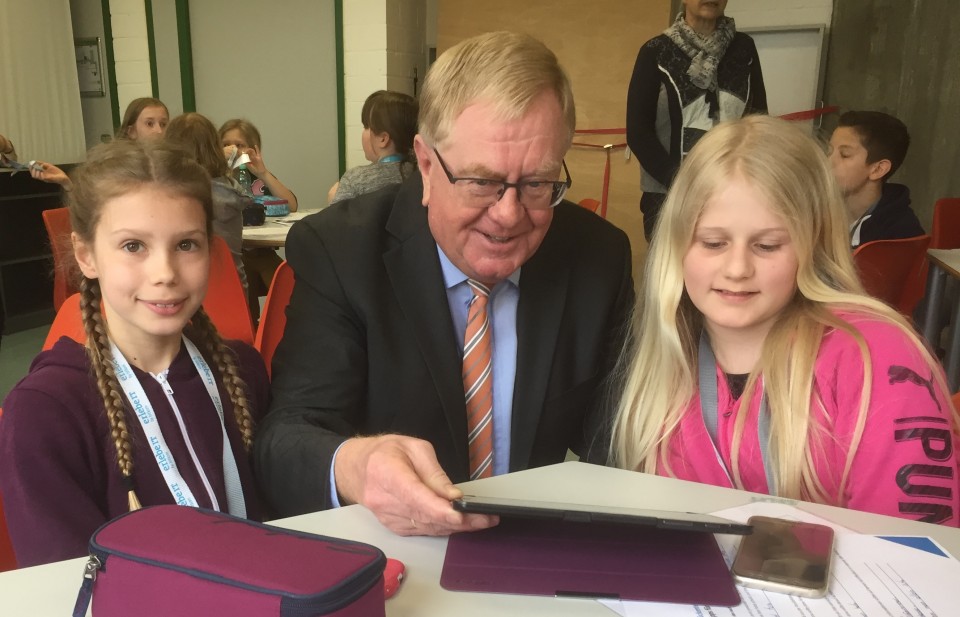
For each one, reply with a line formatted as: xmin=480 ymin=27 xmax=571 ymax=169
xmin=254 ymin=175 xmax=633 ymax=517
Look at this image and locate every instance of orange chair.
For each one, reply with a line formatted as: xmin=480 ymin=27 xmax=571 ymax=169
xmin=0 ymin=408 xmax=17 ymax=572
xmin=901 ymin=198 xmax=960 ymax=313
xmin=853 ymin=235 xmax=931 ymax=314
xmin=42 ymin=237 xmax=254 ymax=349
xmin=577 ymin=198 xmax=601 ymax=215
xmin=206 ymin=236 xmax=255 ymax=344
xmin=41 ymin=207 xmax=78 ymax=312
xmin=932 ymin=198 xmax=960 ymax=250
xmin=42 ymin=292 xmax=84 ymax=350
xmin=254 ymin=261 xmax=294 ymax=379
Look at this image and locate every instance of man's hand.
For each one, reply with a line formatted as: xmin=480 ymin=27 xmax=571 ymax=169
xmin=335 ymin=435 xmax=498 ymax=536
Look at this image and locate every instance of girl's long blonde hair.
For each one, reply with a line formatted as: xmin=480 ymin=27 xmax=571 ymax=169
xmin=609 ymin=115 xmax=956 ymax=504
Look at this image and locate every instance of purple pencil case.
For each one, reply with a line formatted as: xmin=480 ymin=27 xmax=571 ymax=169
xmin=72 ymin=505 xmax=386 ymax=617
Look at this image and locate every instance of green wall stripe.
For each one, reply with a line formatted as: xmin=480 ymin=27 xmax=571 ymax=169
xmin=144 ymin=0 xmax=159 ymax=98
xmin=335 ymin=0 xmax=345 ymax=176
xmin=175 ymin=0 xmax=196 ymax=112
xmin=100 ymin=0 xmax=121 ymax=129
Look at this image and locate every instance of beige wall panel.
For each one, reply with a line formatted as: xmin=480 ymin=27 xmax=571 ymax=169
xmin=437 ymin=0 xmax=672 ymax=280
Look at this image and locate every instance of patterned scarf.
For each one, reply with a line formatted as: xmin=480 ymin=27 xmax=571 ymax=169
xmin=664 ymin=11 xmax=736 ymax=93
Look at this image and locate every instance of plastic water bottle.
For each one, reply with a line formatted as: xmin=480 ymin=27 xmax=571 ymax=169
xmin=236 ymin=164 xmax=253 ymax=195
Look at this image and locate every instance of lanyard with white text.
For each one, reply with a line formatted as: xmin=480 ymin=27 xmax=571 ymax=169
xmin=697 ymin=334 xmax=777 ymax=496
xmin=109 ymin=337 xmax=245 ymax=516
xmin=181 ymin=337 xmax=246 ymax=518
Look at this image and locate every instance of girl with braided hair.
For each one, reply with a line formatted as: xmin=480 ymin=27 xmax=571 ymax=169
xmin=0 ymin=140 xmax=269 ymax=567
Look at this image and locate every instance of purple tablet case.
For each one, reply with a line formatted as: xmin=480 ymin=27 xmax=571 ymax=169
xmin=441 ymin=517 xmax=741 ymax=606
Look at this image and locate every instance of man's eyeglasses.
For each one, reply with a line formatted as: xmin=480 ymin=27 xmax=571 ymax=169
xmin=433 ymin=149 xmax=572 ymax=210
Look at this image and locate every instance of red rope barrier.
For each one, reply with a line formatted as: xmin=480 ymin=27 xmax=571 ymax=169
xmin=779 ymin=105 xmax=839 ymax=121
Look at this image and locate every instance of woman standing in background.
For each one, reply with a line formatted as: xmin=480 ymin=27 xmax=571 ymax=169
xmin=627 ymin=0 xmax=767 ymax=241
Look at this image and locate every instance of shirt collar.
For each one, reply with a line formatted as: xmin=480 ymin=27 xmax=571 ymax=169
xmin=436 ymin=244 xmax=521 ymax=291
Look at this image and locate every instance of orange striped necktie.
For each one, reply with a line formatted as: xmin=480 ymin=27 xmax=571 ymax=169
xmin=463 ymin=279 xmax=494 ymax=480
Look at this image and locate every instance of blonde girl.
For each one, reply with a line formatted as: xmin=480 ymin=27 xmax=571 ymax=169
xmin=0 ymin=140 xmax=268 ymax=567
xmin=610 ymin=115 xmax=959 ymax=525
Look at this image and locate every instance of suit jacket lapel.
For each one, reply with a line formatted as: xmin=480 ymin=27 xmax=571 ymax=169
xmin=384 ymin=178 xmax=470 ymax=473
xmin=509 ymin=227 xmax=571 ymax=471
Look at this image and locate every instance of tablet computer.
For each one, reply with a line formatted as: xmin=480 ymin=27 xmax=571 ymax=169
xmin=452 ymin=495 xmax=752 ymax=535
xmin=441 ymin=516 xmax=742 ymax=605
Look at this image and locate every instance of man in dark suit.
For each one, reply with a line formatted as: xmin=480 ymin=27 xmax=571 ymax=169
xmin=255 ymin=31 xmax=633 ymax=535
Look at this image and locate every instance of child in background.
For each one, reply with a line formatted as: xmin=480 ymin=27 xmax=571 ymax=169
xmin=0 ymin=140 xmax=269 ymax=567
xmin=117 ymin=97 xmax=170 ymax=141
xmin=219 ymin=118 xmax=298 ymax=211
xmin=828 ymin=110 xmax=924 ymax=249
xmin=219 ymin=119 xmax=296 ymax=317
xmin=165 ymin=112 xmax=250 ymax=295
xmin=29 ymin=97 xmax=170 ymax=189
xmin=328 ymin=90 xmax=418 ymax=204
xmin=607 ymin=115 xmax=959 ymax=525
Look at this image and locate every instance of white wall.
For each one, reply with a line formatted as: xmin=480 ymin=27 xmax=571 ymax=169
xmin=726 ymin=0 xmax=833 ymax=126
xmin=343 ymin=0 xmax=389 ymax=169
xmin=152 ymin=0 xmax=183 ymax=117
xmin=0 ymin=0 xmax=86 ymax=164
xmin=343 ymin=0 xmax=426 ymax=170
xmin=109 ymin=0 xmax=153 ymax=113
xmin=190 ymin=0 xmax=339 ymax=211
xmin=724 ymin=0 xmax=832 ymax=29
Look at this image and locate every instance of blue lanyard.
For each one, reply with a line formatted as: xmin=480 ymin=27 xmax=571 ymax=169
xmin=109 ymin=336 xmax=246 ymax=516
xmin=697 ymin=333 xmax=777 ymax=495
xmin=378 ymin=153 xmax=404 ymax=164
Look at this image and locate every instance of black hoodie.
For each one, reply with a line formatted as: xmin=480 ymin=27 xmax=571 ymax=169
xmin=851 ymin=183 xmax=926 ymax=249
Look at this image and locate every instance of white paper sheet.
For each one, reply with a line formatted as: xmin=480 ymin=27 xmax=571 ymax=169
xmin=599 ymin=502 xmax=960 ymax=617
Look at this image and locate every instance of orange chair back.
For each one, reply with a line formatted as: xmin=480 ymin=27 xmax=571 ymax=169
xmin=42 ymin=237 xmax=254 ymax=350
xmin=932 ymin=198 xmax=960 ymax=250
xmin=0 ymin=407 xmax=17 ymax=572
xmin=254 ymin=261 xmax=294 ymax=379
xmin=853 ymin=235 xmax=931 ymax=315
xmin=899 ymin=199 xmax=960 ymax=314
xmin=577 ymin=198 xmax=601 ymax=214
xmin=41 ymin=207 xmax=79 ymax=312
xmin=43 ymin=293 xmax=85 ymax=350
xmin=206 ymin=236 xmax=255 ymax=344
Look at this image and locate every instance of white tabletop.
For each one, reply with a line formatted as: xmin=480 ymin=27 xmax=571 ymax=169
xmin=928 ymin=248 xmax=960 ymax=278
xmin=2 ymin=462 xmax=958 ymax=616
xmin=241 ymin=210 xmax=316 ymax=248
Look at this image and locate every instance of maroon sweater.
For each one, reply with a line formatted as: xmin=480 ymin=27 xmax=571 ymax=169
xmin=0 ymin=337 xmax=269 ymax=567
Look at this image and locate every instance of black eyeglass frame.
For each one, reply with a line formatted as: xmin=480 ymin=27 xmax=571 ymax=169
xmin=432 ymin=148 xmax=572 ymax=209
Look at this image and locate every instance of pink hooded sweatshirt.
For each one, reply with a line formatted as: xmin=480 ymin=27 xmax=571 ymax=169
xmin=661 ymin=313 xmax=959 ymax=526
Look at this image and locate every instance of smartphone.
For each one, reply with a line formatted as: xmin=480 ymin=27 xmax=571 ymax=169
xmin=731 ymin=515 xmax=835 ymax=598
xmin=452 ymin=495 xmax=752 ymax=534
